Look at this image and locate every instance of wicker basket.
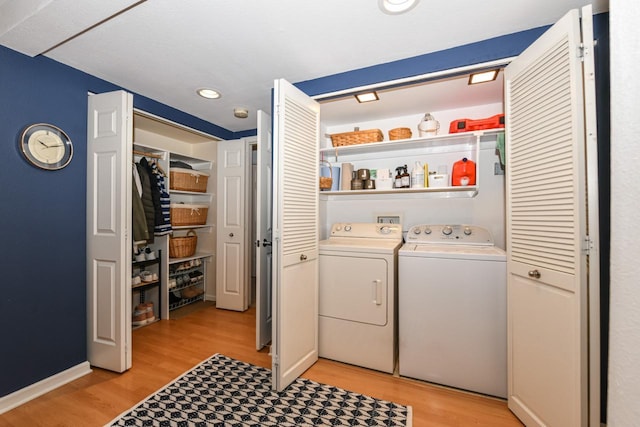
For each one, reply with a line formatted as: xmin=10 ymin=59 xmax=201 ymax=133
xmin=389 ymin=127 xmax=412 ymax=140
xmin=170 ymin=203 xmax=209 ymax=226
xmin=170 ymin=168 xmax=209 ymax=193
xmin=169 ymin=229 xmax=197 ymax=258
xmin=330 ymin=128 xmax=383 ymax=147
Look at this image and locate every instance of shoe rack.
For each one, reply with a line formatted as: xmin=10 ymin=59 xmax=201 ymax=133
xmin=168 ymin=258 xmax=205 ymax=311
xmin=132 ymin=249 xmax=162 ymax=328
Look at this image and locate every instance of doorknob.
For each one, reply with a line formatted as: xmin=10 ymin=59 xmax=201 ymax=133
xmin=229 ymin=232 xmax=234 ymax=237
xmin=300 ymin=254 xmax=307 ymax=261
xmin=528 ymin=269 xmax=541 ymax=279
xmin=262 ymin=239 xmax=272 ymax=247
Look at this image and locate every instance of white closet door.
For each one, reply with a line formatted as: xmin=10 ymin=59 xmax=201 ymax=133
xmin=256 ymin=110 xmax=273 ymax=350
xmin=505 ymin=6 xmax=598 ymax=426
xmin=216 ymin=139 xmax=247 ymax=311
xmin=86 ymin=90 xmax=132 ymax=372
xmin=271 ymin=79 xmax=320 ymax=391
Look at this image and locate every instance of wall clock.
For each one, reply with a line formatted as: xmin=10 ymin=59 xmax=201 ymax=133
xmin=19 ymin=123 xmax=73 ymax=170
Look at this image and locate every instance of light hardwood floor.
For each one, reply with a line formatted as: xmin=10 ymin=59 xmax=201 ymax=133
xmin=1 ymin=303 xmax=523 ymax=426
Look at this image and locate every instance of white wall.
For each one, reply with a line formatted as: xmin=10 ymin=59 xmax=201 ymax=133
xmin=607 ymin=0 xmax=640 ymax=425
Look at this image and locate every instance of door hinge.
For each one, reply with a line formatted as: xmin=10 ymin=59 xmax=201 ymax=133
xmin=578 ymin=44 xmax=585 ymax=61
xmin=582 ymin=235 xmax=594 ymax=255
xmin=273 ymin=354 xmax=279 ymax=367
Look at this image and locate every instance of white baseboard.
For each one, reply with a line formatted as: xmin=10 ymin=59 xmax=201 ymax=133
xmin=0 ymin=361 xmax=92 ymax=414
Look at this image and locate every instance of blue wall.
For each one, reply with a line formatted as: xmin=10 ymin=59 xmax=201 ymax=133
xmin=0 ymin=47 xmax=233 ymax=397
xmin=0 ymin=13 xmax=609 ymax=413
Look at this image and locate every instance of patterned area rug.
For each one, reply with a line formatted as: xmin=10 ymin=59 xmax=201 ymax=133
xmin=108 ymin=354 xmax=412 ymax=426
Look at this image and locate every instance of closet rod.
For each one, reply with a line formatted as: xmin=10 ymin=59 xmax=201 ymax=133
xmin=133 ymin=149 xmax=163 ymax=159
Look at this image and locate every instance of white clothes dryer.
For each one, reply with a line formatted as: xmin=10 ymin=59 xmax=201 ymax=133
xmin=319 ymin=223 xmax=403 ymax=373
xmin=398 ymin=224 xmax=507 ymax=398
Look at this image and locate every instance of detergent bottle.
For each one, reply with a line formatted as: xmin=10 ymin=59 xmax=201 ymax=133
xmin=451 ymin=157 xmax=476 ymax=186
xmin=411 ymin=161 xmax=424 ymax=188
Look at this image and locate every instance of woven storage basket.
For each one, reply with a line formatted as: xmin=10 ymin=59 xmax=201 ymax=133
xmin=389 ymin=127 xmax=412 ymax=140
xmin=170 ymin=168 xmax=209 ymax=193
xmin=169 ymin=229 xmax=197 ymax=258
xmin=170 ymin=203 xmax=209 ymax=226
xmin=330 ymin=128 xmax=383 ymax=147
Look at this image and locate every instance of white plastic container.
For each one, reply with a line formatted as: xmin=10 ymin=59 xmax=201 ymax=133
xmin=428 ymin=173 xmax=449 ymax=188
xmin=411 ymin=161 xmax=424 ymax=188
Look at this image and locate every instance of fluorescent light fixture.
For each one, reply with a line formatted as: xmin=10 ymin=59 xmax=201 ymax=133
xmin=379 ymin=0 xmax=419 ymax=15
xmin=468 ymin=69 xmax=499 ymax=85
xmin=355 ymin=91 xmax=379 ymax=103
xmin=197 ymin=88 xmax=221 ymax=99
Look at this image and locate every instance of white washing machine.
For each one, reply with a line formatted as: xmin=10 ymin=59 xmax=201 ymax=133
xmin=319 ymin=222 xmax=403 ymax=373
xmin=398 ymin=224 xmax=507 ymax=398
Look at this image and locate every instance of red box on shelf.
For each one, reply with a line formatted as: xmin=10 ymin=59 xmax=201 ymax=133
xmin=449 ymin=113 xmax=505 ymax=133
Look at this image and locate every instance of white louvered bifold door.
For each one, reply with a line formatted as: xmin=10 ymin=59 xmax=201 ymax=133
xmin=271 ymin=79 xmax=320 ymax=391
xmin=505 ymin=7 xmax=597 ymax=427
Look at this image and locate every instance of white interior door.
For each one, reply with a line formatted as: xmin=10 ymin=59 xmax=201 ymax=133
xmin=216 ymin=139 xmax=247 ymax=311
xmin=504 ymin=6 xmax=599 ymax=426
xmin=86 ymin=90 xmax=132 ymax=372
xmin=256 ymin=110 xmax=273 ymax=350
xmin=271 ymin=79 xmax=320 ymax=391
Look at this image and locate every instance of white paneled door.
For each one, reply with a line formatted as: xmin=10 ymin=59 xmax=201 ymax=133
xmin=216 ymin=139 xmax=248 ymax=311
xmin=256 ymin=110 xmax=273 ymax=350
xmin=86 ymin=90 xmax=133 ymax=372
xmin=504 ymin=6 xmax=599 ymax=426
xmin=271 ymin=79 xmax=320 ymax=391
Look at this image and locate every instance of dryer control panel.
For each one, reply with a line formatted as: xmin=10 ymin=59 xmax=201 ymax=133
xmin=330 ymin=222 xmax=402 ymax=240
xmin=406 ymin=224 xmax=494 ymax=246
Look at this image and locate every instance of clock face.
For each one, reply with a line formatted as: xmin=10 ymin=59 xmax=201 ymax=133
xmin=20 ymin=123 xmax=73 ymax=170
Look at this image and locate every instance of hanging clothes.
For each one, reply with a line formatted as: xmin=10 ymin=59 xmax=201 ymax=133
xmin=150 ymin=161 xmax=172 ymax=236
xmin=132 ymin=167 xmax=150 ymax=243
xmin=136 ymin=159 xmax=155 ymax=244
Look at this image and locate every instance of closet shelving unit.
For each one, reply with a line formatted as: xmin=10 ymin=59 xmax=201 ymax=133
xmin=132 ymin=131 xmax=215 ymax=319
xmin=319 ymin=129 xmax=504 ymax=198
xmin=166 ymin=151 xmax=213 ymax=313
xmin=131 ymin=250 xmax=162 ymax=328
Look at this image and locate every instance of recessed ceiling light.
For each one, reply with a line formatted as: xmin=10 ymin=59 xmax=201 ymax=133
xmin=197 ymin=88 xmax=221 ymax=99
xmin=379 ymin=0 xmax=419 ymax=15
xmin=355 ymin=91 xmax=379 ymax=103
xmin=468 ymin=70 xmax=500 ymax=85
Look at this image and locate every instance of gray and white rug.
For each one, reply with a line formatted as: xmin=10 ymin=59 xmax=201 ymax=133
xmin=108 ymin=354 xmax=412 ymax=426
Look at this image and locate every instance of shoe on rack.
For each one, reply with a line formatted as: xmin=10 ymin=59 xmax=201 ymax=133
xmin=132 ymin=304 xmax=148 ymax=326
xmin=181 ymin=286 xmax=198 ymax=299
xmin=169 ymin=291 xmax=182 ymax=305
xmin=143 ymin=302 xmax=155 ymax=322
xmin=145 ymin=248 xmax=156 ymax=260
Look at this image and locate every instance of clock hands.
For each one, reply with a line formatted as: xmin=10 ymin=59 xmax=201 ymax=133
xmin=37 ymin=138 xmax=63 ymax=149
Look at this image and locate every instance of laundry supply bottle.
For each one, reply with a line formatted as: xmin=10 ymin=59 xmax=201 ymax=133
xmin=423 ymin=163 xmax=429 ymax=187
xmin=411 ymin=161 xmax=424 ymax=188
xmin=394 ymin=166 xmax=404 ymax=188
xmin=401 ymin=165 xmax=410 ymax=188
xmin=451 ymin=157 xmax=476 ymax=186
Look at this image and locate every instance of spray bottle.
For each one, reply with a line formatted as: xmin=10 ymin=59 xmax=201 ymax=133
xmin=400 ymin=165 xmax=410 ymax=188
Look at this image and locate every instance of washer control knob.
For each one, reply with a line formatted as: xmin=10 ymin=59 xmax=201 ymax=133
xmin=442 ymin=225 xmax=453 ymax=236
xmin=464 ymin=226 xmax=472 ymax=235
xmin=335 ymin=225 xmax=342 ymax=232
xmin=413 ymin=228 xmax=422 ymax=235
xmin=424 ymin=227 xmax=432 ymax=234
xmin=344 ymin=224 xmax=352 ymax=232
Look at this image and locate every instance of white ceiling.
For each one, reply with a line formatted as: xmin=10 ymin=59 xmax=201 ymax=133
xmin=0 ymin=0 xmax=608 ymax=134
